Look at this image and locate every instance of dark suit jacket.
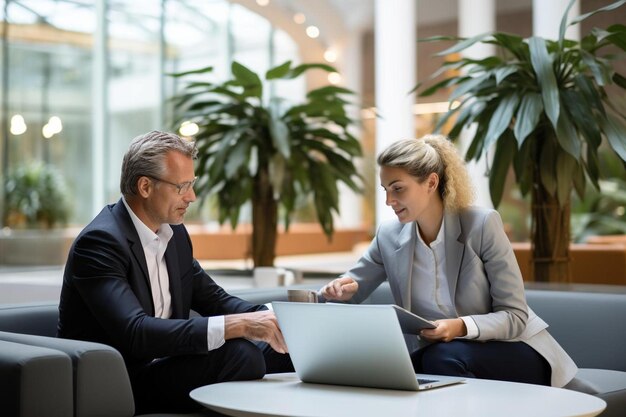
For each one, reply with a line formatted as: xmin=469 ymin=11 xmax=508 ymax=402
xmin=57 ymin=199 xmax=265 ymax=373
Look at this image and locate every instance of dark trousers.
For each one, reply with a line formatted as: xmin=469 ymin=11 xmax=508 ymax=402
xmin=411 ymin=340 xmax=551 ymax=386
xmin=131 ymin=339 xmax=294 ymax=414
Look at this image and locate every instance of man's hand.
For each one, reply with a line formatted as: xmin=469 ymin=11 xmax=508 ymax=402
xmin=419 ymin=318 xmax=467 ymax=343
xmin=224 ymin=311 xmax=288 ymax=354
xmin=320 ymin=276 xmax=359 ymax=301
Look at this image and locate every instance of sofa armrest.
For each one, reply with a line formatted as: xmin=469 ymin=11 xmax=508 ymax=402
xmin=0 ymin=302 xmax=59 ymax=337
xmin=0 ymin=340 xmax=73 ymax=417
xmin=0 ymin=331 xmax=135 ymax=417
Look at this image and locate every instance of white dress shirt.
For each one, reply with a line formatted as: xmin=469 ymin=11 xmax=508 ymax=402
xmin=122 ymin=198 xmax=225 ymax=350
xmin=411 ymin=220 xmax=478 ymax=339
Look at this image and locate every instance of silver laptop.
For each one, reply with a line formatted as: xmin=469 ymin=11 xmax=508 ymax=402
xmin=272 ymin=301 xmax=465 ymax=391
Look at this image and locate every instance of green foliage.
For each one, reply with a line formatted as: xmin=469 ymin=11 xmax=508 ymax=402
xmin=572 ymin=149 xmax=626 ymax=241
xmin=171 ymin=60 xmax=362 ymax=238
xmin=415 ymin=0 xmax=626 ymax=209
xmin=3 ymin=162 xmax=70 ymax=229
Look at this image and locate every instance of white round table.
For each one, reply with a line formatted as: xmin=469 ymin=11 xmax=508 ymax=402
xmin=190 ymin=373 xmax=606 ymax=417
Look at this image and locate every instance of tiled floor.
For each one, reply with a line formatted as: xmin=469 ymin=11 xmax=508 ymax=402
xmin=0 ymin=250 xmax=361 ymax=304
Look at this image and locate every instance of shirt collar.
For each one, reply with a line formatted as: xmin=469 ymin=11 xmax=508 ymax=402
xmin=415 ymin=215 xmax=446 ymax=247
xmin=122 ymin=197 xmax=173 ymax=248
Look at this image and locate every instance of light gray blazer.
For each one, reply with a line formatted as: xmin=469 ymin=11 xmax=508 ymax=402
xmin=346 ymin=207 xmax=577 ymax=387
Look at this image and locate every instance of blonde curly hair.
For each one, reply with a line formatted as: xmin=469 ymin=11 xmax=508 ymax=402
xmin=377 ymin=135 xmax=475 ymax=211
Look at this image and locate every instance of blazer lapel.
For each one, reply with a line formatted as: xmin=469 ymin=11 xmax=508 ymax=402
xmin=164 ymin=239 xmax=183 ymax=319
xmin=394 ymin=223 xmax=416 ymax=310
xmin=445 ymin=212 xmax=464 ymax=302
xmin=113 ymin=201 xmax=151 ymax=288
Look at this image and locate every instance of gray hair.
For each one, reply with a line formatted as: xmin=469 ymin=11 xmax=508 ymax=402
xmin=377 ymin=135 xmax=475 ymax=211
xmin=120 ymin=130 xmax=197 ymax=198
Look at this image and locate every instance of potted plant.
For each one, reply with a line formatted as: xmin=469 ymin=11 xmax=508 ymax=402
xmin=171 ymin=61 xmax=362 ymax=267
xmin=3 ymin=162 xmax=69 ymax=229
xmin=414 ymin=0 xmax=626 ymax=281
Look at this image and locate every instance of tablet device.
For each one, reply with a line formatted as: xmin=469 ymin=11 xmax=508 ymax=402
xmin=392 ymin=305 xmax=437 ymax=334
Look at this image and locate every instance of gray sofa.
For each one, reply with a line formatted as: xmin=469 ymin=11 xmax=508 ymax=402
xmin=1 ymin=282 xmax=625 ymax=417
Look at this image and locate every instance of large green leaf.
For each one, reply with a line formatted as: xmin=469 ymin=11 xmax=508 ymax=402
xmin=514 ymin=92 xmax=543 ymax=145
xmin=555 ymin=105 xmax=581 ymax=159
xmin=418 ymin=76 xmax=470 ymax=98
xmin=601 ymin=113 xmax=626 ymax=161
xmin=513 ymin=137 xmax=534 ymax=196
xmin=265 ymin=61 xmax=292 ymax=80
xmin=555 ymin=151 xmax=577 ymax=205
xmin=614 ymin=73 xmax=626 ymax=89
xmin=539 ymin=135 xmax=558 ymax=196
xmin=484 ymin=94 xmax=520 ymax=150
xmin=574 ymin=74 xmax=605 ymax=116
xmin=569 ymin=0 xmax=626 ymax=26
xmin=224 ymin=140 xmax=251 ymax=179
xmin=490 ymin=33 xmax=526 ymax=59
xmin=561 ymin=89 xmax=602 ymax=148
xmin=284 ymin=63 xmax=337 ymax=79
xmin=268 ymin=107 xmax=290 ymax=159
xmin=580 ymin=50 xmax=612 ymax=86
xmin=434 ymin=32 xmax=493 ymax=57
xmin=269 ymin=154 xmax=286 ymax=198
xmin=231 ymin=62 xmax=262 ymax=98
xmin=572 ymin=162 xmax=586 ymax=200
xmin=606 ymin=24 xmax=626 ymax=52
xmin=489 ymin=131 xmax=517 ymax=208
xmin=168 ymin=65 xmax=214 ymax=78
xmin=307 ymin=86 xmax=354 ymax=99
xmin=449 ymin=73 xmax=493 ymax=102
xmin=494 ymin=67 xmax=518 ymax=85
xmin=558 ymin=0 xmax=578 ymax=47
xmin=584 ymin=146 xmax=601 ymax=190
xmin=529 ymin=37 xmax=560 ymax=130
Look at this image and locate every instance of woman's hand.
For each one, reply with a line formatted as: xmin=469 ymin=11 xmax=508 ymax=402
xmin=320 ymin=277 xmax=359 ymax=301
xmin=420 ymin=318 xmax=467 ymax=342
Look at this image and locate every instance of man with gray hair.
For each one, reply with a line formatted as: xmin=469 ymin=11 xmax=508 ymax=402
xmin=58 ymin=130 xmax=292 ymax=414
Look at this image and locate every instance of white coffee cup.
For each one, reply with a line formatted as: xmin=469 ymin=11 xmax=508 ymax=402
xmin=253 ymin=267 xmax=286 ymax=288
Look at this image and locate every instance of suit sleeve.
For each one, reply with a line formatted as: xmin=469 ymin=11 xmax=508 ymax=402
xmin=469 ymin=210 xmax=529 ymax=341
xmin=342 ymin=224 xmax=389 ymax=304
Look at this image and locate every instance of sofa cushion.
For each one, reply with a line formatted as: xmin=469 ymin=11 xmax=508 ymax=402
xmin=0 ymin=340 xmax=73 ymax=417
xmin=0 ymin=331 xmax=135 ymax=417
xmin=525 ymin=290 xmax=626 ymax=371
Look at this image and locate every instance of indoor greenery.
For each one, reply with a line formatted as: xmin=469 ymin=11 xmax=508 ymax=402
xmin=171 ymin=61 xmax=362 ymax=267
xmin=572 ymin=148 xmax=626 ymax=242
xmin=3 ymin=162 xmax=70 ymax=229
xmin=414 ymin=0 xmax=626 ymax=281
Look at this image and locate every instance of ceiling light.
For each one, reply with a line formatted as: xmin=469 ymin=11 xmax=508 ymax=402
xmin=10 ymin=114 xmax=27 ymax=135
xmin=328 ymin=72 xmax=342 ymax=85
xmin=306 ymin=25 xmax=319 ymax=39
xmin=324 ymin=49 xmax=337 ymax=63
xmin=179 ymin=121 xmax=199 ymax=137
xmin=293 ymin=13 xmax=306 ymax=24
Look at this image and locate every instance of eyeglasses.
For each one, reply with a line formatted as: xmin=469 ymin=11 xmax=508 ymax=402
xmin=146 ymin=175 xmax=197 ymax=195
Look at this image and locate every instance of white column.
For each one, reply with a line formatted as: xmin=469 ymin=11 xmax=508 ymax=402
xmin=336 ymin=32 xmax=364 ymax=229
xmin=457 ymin=0 xmax=495 ymax=209
xmin=533 ymin=0 xmax=580 ymax=40
xmin=374 ymin=0 xmax=416 ymax=225
xmin=92 ymin=0 xmax=107 ymax=216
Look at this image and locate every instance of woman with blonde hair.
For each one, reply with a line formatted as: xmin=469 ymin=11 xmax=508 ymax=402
xmin=321 ymin=135 xmax=577 ymax=387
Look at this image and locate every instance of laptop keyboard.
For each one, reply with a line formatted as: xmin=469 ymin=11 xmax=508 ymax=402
xmin=417 ymin=378 xmax=438 ymax=384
